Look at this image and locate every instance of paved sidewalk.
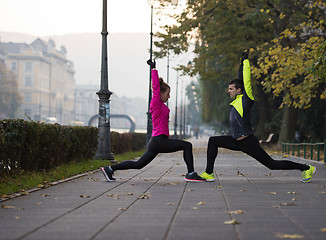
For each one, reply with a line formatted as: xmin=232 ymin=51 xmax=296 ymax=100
xmin=1 ymin=136 xmax=325 ymax=240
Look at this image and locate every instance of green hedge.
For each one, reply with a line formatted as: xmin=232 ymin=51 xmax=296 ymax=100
xmin=0 ymin=119 xmax=146 ymax=175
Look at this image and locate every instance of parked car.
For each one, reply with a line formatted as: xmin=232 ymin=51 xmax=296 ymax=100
xmin=44 ymin=117 xmax=58 ymax=124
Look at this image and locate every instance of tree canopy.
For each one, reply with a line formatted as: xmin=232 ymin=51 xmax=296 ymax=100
xmin=0 ymin=62 xmax=21 ymax=118
xmin=153 ymin=0 xmax=326 ymax=140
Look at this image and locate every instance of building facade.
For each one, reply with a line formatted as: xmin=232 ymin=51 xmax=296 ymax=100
xmin=2 ymin=38 xmax=75 ymax=124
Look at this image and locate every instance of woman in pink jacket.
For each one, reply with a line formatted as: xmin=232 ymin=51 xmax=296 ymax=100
xmin=101 ymin=60 xmax=205 ymax=182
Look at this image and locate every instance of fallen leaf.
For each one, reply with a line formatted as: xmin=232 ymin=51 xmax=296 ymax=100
xmin=197 ymin=201 xmax=206 ymax=205
xmin=125 ymin=193 xmax=134 ymax=196
xmin=37 ymin=184 xmax=44 ymax=188
xmin=138 ymin=194 xmax=151 ymax=199
xmin=15 ymin=216 xmax=20 ymax=220
xmin=41 ymin=194 xmax=50 ymax=197
xmin=320 ymin=228 xmax=326 ymax=232
xmin=318 ymin=191 xmax=326 ymax=194
xmin=224 ymin=220 xmax=240 ymax=225
xmin=80 ymin=195 xmax=90 ymax=198
xmin=267 ymin=192 xmax=278 ymax=195
xmin=191 ymin=207 xmax=199 ymax=210
xmin=228 ymin=210 xmax=244 ymax=215
xmin=283 ymin=154 xmax=289 ymax=157
xmin=287 ymin=192 xmax=299 ymax=195
xmin=167 ymin=203 xmax=175 ymax=205
xmin=20 ymin=191 xmax=29 ymax=195
xmin=280 ymin=202 xmax=296 ymax=206
xmin=240 ymin=189 xmax=247 ymax=192
xmin=275 ymin=232 xmax=304 ymax=239
xmin=1 ymin=194 xmax=9 ymax=198
xmin=214 ymin=186 xmax=222 ymax=188
xmin=170 ymin=182 xmax=179 ymax=185
xmin=187 ymin=189 xmax=194 ymax=192
xmin=35 ymin=202 xmax=43 ymax=205
xmin=118 ymin=208 xmax=127 ymax=211
xmin=1 ymin=205 xmax=15 ymax=209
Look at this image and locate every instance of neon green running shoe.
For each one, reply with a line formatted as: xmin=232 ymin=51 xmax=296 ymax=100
xmin=200 ymin=171 xmax=215 ymax=182
xmin=301 ymin=165 xmax=316 ymax=183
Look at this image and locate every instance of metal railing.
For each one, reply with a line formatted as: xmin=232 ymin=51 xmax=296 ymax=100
xmin=282 ymin=140 xmax=325 ymax=162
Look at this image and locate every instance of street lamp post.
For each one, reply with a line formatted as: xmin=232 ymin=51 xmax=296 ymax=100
xmin=146 ymin=5 xmax=154 ymax=144
xmin=166 ymin=52 xmax=170 ymax=108
xmin=94 ymin=0 xmax=115 ymax=162
xmin=174 ymin=70 xmax=179 ymax=138
xmin=179 ymin=77 xmax=183 ymax=138
xmin=184 ymin=61 xmax=192 ymax=137
xmin=183 ymin=94 xmax=187 ymax=137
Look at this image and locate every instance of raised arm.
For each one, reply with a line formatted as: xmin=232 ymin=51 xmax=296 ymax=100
xmin=241 ymin=52 xmax=254 ymax=101
xmin=151 ymin=69 xmax=160 ymax=100
xmin=147 ymin=59 xmax=160 ymax=100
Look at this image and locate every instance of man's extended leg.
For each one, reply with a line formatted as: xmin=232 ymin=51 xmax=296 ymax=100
xmin=239 ymin=135 xmax=309 ymax=171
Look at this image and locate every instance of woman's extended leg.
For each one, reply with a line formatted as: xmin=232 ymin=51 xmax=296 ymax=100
xmin=111 ymin=150 xmax=158 ymax=171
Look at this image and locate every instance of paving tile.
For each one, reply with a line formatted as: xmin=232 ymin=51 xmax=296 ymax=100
xmin=0 ymin=136 xmax=325 ymax=240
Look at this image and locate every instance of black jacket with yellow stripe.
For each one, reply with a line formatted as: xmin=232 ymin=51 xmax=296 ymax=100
xmin=229 ymin=59 xmax=254 ymax=139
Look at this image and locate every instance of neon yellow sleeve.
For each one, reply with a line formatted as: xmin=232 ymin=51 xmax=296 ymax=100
xmin=243 ymin=59 xmax=254 ymax=100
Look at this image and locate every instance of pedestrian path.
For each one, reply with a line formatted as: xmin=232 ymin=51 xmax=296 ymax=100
xmin=1 ymin=136 xmax=325 ymax=240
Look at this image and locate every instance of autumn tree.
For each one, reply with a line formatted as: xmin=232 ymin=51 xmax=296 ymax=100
xmin=154 ymin=0 xmax=326 ymax=141
xmin=154 ymin=0 xmax=274 ymax=133
xmin=0 ymin=62 xmax=22 ymax=118
xmin=251 ymin=1 xmax=326 ymax=142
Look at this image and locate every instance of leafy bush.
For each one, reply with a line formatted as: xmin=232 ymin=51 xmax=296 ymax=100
xmin=0 ymin=119 xmax=146 ymax=175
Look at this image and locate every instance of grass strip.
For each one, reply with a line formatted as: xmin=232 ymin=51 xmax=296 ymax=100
xmin=0 ymin=149 xmax=144 ymax=196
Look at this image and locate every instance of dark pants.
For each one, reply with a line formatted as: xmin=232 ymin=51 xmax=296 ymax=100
xmin=111 ymin=134 xmax=195 ymax=173
xmin=205 ymin=135 xmax=308 ymax=174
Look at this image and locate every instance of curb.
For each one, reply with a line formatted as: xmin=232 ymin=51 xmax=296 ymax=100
xmin=0 ymin=169 xmax=101 ymax=203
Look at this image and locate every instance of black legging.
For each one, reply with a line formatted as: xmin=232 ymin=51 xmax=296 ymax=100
xmin=206 ymin=135 xmax=309 ymax=174
xmin=111 ymin=134 xmax=195 ymax=173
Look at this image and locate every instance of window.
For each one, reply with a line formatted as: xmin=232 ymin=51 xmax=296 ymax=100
xmin=25 ymin=62 xmax=32 ymax=72
xmin=24 ymin=92 xmax=32 ymax=103
xmin=11 ymin=62 xmax=17 ymax=72
xmin=24 ymin=75 xmax=33 ymax=87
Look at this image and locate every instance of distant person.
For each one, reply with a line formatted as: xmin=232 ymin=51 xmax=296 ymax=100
xmin=194 ymin=125 xmax=200 ymax=139
xmin=101 ymin=60 xmax=205 ymax=182
xmin=200 ymin=51 xmax=315 ymax=183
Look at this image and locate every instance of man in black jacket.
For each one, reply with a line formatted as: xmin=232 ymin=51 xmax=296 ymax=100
xmin=200 ymin=51 xmax=315 ymax=183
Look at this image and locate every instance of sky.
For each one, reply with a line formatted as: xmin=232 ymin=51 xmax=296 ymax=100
xmin=0 ymin=0 xmax=153 ymax=35
xmin=0 ymin=0 xmax=193 ymax=104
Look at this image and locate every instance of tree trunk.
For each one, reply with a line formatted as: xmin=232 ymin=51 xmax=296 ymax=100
xmin=278 ymin=104 xmax=298 ymax=145
xmin=253 ymin=84 xmax=271 ymax=140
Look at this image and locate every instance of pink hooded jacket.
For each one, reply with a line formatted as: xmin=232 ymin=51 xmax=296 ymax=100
xmin=150 ymin=69 xmax=170 ymax=137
